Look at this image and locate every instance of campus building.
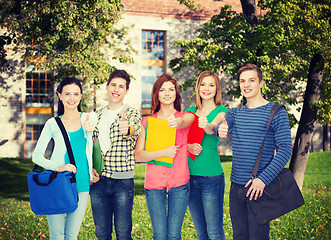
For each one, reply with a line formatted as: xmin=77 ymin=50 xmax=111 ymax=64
xmin=0 ymin=0 xmax=327 ymax=158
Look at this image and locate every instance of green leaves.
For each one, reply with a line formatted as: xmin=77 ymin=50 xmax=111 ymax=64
xmin=170 ymin=0 xmax=331 ymax=125
xmin=1 ymin=0 xmax=134 ymax=85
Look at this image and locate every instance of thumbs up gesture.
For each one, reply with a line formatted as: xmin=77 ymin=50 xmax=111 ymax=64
xmin=218 ymin=119 xmax=229 ymax=138
xmin=84 ymin=113 xmax=95 ymax=132
xmin=167 ymin=115 xmax=178 ymax=128
xmin=119 ymin=113 xmax=130 ymax=135
xmin=198 ymin=108 xmax=208 ymax=129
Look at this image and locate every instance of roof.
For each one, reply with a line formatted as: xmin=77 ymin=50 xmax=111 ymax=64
xmin=121 ymin=0 xmax=243 ymax=21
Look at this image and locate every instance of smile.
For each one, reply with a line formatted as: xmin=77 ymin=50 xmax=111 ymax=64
xmin=67 ymin=102 xmax=77 ymax=105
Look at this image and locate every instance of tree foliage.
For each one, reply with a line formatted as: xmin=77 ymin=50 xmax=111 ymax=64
xmin=170 ymin=0 xmax=331 ymax=126
xmin=0 ymin=0 xmax=136 ymax=84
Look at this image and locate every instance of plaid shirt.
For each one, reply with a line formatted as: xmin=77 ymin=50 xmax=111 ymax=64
xmin=93 ymin=105 xmax=142 ymax=178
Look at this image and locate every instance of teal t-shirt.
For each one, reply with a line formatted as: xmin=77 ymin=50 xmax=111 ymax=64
xmin=65 ymin=126 xmax=90 ymax=193
xmin=186 ymin=105 xmax=228 ymax=176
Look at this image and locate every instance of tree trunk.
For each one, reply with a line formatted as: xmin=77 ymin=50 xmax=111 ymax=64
xmin=289 ymin=54 xmax=324 ymax=189
xmin=240 ymin=0 xmax=258 ymax=27
xmin=323 ymin=123 xmax=329 ymax=151
xmin=240 ymin=0 xmax=263 ymax=58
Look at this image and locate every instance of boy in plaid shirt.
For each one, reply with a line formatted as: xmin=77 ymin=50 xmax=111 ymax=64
xmin=90 ymin=70 xmax=141 ymax=240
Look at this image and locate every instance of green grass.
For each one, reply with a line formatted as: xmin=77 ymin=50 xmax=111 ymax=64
xmin=0 ymin=152 xmax=330 ymax=239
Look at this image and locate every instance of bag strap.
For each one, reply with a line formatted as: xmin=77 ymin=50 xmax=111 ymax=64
xmin=251 ymin=104 xmax=284 ymax=178
xmin=55 ymin=117 xmax=76 ymax=167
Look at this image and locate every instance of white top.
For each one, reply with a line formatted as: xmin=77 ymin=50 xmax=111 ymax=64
xmin=98 ymin=105 xmax=124 ymax=155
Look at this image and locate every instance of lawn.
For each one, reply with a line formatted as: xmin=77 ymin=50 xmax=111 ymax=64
xmin=0 ymin=152 xmax=330 ymax=239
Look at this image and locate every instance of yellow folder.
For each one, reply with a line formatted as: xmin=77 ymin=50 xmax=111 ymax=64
xmin=146 ymin=117 xmax=176 ymax=167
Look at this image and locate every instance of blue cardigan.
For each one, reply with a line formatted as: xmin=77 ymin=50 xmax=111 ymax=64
xmin=32 ymin=112 xmax=97 ymax=181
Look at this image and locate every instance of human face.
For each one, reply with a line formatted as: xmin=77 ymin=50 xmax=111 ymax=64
xmin=158 ymin=81 xmax=176 ymax=106
xmin=58 ymin=84 xmax=82 ymax=111
xmin=199 ymin=76 xmax=217 ymax=101
xmin=106 ymin=77 xmax=128 ymax=105
xmin=239 ymin=70 xmax=263 ymax=100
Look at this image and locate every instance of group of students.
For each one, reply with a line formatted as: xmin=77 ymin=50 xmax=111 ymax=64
xmin=32 ymin=63 xmax=292 ymax=240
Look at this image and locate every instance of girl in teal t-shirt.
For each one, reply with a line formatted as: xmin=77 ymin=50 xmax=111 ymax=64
xmin=32 ymin=78 xmax=98 ymax=239
xmin=186 ymin=71 xmax=227 ymax=240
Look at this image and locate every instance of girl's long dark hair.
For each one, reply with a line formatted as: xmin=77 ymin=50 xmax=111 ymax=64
xmin=56 ymin=77 xmax=83 ymax=116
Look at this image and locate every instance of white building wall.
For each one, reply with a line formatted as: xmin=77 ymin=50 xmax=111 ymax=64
xmin=0 ymin=43 xmax=26 ymax=158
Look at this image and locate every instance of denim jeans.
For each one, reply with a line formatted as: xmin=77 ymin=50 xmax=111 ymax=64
xmin=47 ymin=191 xmax=89 ymax=240
xmin=145 ymin=181 xmax=190 ymax=240
xmin=229 ymin=182 xmax=270 ymax=240
xmin=188 ymin=174 xmax=225 ymax=240
xmin=90 ymin=177 xmax=134 ymax=240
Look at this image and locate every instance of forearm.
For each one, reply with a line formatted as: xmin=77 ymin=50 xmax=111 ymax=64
xmin=176 ymin=113 xmax=194 ymax=129
xmin=135 ymin=149 xmax=167 ymax=163
xmin=204 ymin=122 xmax=216 ymax=134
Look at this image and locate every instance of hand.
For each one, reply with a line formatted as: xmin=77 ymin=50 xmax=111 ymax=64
xmin=187 ymin=143 xmax=202 ymax=156
xmin=90 ymin=169 xmax=100 ymax=184
xmin=164 ymin=145 xmax=180 ymax=158
xmin=198 ymin=109 xmax=208 ymax=129
xmin=84 ymin=113 xmax=95 ymax=132
xmin=167 ymin=115 xmax=178 ymax=128
xmin=55 ymin=163 xmax=77 ymax=174
xmin=119 ymin=113 xmax=130 ymax=135
xmin=245 ymin=178 xmax=266 ymax=200
xmin=218 ymin=120 xmax=228 ymax=138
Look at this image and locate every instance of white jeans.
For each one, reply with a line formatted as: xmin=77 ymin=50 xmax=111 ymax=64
xmin=47 ymin=192 xmax=89 ymax=240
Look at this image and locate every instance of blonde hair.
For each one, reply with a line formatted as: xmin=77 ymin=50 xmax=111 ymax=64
xmin=195 ymin=71 xmax=223 ymax=109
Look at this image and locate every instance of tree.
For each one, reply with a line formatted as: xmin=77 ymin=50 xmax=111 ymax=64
xmin=0 ymin=0 xmax=136 ymax=85
xmin=289 ymin=53 xmax=324 ymax=188
xmin=170 ymin=0 xmax=331 ymax=189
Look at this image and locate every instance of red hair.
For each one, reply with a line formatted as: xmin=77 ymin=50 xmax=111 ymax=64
xmin=150 ymin=74 xmax=181 ymax=114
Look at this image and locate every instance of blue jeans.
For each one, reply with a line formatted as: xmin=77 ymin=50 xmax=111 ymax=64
xmin=188 ymin=174 xmax=225 ymax=240
xmin=229 ymin=182 xmax=270 ymax=240
xmin=47 ymin=191 xmax=89 ymax=240
xmin=145 ymin=182 xmax=190 ymax=240
xmin=90 ymin=177 xmax=134 ymax=240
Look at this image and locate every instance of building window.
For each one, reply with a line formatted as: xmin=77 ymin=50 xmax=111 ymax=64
xmin=141 ymin=30 xmax=166 ymax=111
xmin=26 ymin=71 xmax=53 ymax=108
xmin=25 ymin=63 xmax=54 ymax=157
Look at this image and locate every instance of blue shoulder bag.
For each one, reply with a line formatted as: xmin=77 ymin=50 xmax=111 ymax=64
xmin=247 ymin=104 xmax=304 ymax=224
xmin=27 ymin=117 xmax=78 ymax=215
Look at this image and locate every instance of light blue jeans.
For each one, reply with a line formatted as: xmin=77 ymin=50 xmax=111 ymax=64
xmin=47 ymin=192 xmax=89 ymax=240
xmin=145 ymin=182 xmax=190 ymax=240
xmin=189 ymin=174 xmax=225 ymax=240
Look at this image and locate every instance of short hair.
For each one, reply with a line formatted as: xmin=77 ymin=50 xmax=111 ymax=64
xmin=150 ymin=74 xmax=181 ymax=114
xmin=107 ymin=69 xmax=131 ymax=89
xmin=56 ymin=77 xmax=82 ymax=116
xmin=195 ymin=70 xmax=223 ymax=109
xmin=237 ymin=64 xmax=263 ymax=82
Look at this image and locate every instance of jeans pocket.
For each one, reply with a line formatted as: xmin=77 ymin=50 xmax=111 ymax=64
xmin=119 ymin=178 xmax=134 ymax=190
xmin=177 ymin=181 xmax=190 ymax=191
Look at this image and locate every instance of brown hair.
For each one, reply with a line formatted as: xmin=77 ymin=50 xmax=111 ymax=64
xmin=107 ymin=69 xmax=131 ymax=89
xmin=150 ymin=74 xmax=181 ymax=114
xmin=237 ymin=63 xmax=263 ymax=83
xmin=195 ymin=70 xmax=223 ymax=109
